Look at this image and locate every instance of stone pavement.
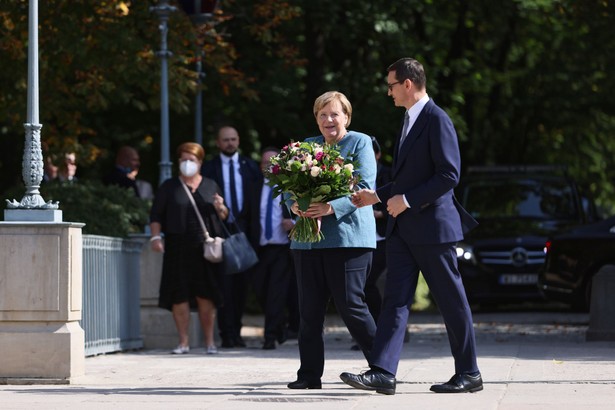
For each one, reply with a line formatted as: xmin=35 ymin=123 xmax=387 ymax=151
xmin=1 ymin=311 xmax=614 ymax=409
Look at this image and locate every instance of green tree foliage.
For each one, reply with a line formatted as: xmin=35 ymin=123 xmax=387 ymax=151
xmin=1 ymin=0 xmax=614 ymax=214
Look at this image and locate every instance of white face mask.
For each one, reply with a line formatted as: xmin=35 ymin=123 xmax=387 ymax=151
xmin=179 ymin=160 xmax=199 ymax=177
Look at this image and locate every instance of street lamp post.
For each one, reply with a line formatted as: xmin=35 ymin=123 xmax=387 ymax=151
xmin=177 ymin=0 xmax=220 ymax=146
xmin=5 ymin=0 xmax=58 ymax=212
xmin=151 ymin=0 xmax=176 ymax=186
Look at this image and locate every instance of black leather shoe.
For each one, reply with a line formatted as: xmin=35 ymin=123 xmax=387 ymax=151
xmin=220 ymin=338 xmax=234 ymax=348
xmin=339 ymin=370 xmax=396 ymax=395
xmin=287 ymin=379 xmax=321 ymax=389
xmin=262 ymin=339 xmax=276 ymax=350
xmin=430 ymin=373 xmax=483 ymax=393
xmin=234 ymin=336 xmax=246 ymax=347
xmin=276 ymin=327 xmax=288 ymax=345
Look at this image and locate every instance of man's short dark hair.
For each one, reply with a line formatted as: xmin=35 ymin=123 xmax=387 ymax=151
xmin=387 ymin=58 xmax=426 ymax=90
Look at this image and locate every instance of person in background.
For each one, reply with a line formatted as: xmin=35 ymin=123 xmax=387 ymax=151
xmin=201 ymin=125 xmax=262 ymax=348
xmin=149 ymin=142 xmax=228 ymax=355
xmin=286 ymin=91 xmax=378 ymax=390
xmin=252 ymin=146 xmax=295 ymax=350
xmin=132 ymin=168 xmax=155 ymax=201
xmin=351 ymin=136 xmax=391 ymax=351
xmin=341 ymin=57 xmax=481 ymax=395
xmin=43 ymin=155 xmax=58 ymax=182
xmin=365 ymin=136 xmax=391 ymax=323
xmin=57 ymin=152 xmax=78 ymax=183
xmin=103 ymin=146 xmax=140 ymax=196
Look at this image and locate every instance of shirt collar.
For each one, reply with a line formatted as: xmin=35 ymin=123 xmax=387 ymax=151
xmin=220 ymin=152 xmax=239 ymax=164
xmin=406 ymin=94 xmax=430 ymax=122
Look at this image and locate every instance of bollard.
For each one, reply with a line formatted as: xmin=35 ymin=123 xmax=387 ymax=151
xmin=586 ymin=265 xmax=615 ymax=341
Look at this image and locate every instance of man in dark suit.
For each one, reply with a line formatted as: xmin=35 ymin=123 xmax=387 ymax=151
xmin=340 ymin=58 xmax=481 ymax=395
xmin=103 ymin=146 xmax=141 ymax=197
xmin=252 ymin=147 xmax=296 ymax=350
xmin=202 ymin=125 xmax=262 ymax=348
xmin=364 ymin=136 xmax=391 ymax=324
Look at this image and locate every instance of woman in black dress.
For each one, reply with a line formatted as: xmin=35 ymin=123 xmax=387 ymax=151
xmin=149 ymin=142 xmax=228 ymax=354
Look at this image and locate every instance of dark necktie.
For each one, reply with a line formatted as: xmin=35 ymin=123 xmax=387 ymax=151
xmin=228 ymin=159 xmax=240 ymax=220
xmin=399 ymin=113 xmax=410 ymax=152
xmin=264 ymin=187 xmax=274 ymax=240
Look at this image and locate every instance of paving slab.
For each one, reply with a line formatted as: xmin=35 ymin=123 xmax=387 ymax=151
xmin=1 ymin=312 xmax=614 ymax=409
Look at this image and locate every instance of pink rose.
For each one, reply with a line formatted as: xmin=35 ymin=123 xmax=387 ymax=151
xmin=315 ymin=151 xmax=324 ymax=161
xmin=272 ymin=164 xmax=280 ymax=174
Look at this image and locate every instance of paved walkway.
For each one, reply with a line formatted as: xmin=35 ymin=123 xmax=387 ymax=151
xmin=1 ymin=312 xmax=614 ymax=409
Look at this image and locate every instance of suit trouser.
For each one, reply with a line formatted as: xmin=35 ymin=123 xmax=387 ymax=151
xmin=252 ymin=244 xmax=292 ymax=341
xmin=365 ymin=239 xmax=386 ymax=323
xmin=293 ymin=248 xmax=376 ymax=382
xmin=371 ymin=227 xmax=479 ymax=376
xmin=217 ymin=270 xmax=247 ymax=341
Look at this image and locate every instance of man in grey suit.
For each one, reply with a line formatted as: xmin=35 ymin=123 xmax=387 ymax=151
xmin=340 ymin=58 xmax=482 ymax=395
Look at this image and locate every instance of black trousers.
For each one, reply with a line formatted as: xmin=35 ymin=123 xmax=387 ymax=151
xmin=217 ymin=270 xmax=247 ymax=342
xmin=293 ymin=248 xmax=376 ymax=382
xmin=252 ymin=244 xmax=292 ymax=341
xmin=365 ymin=239 xmax=386 ymax=323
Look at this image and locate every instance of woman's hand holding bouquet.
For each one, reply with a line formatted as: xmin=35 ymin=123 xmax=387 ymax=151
xmin=264 ymin=141 xmax=359 ymax=242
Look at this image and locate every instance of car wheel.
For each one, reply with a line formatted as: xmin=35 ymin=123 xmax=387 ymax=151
xmin=571 ymin=276 xmax=592 ymax=312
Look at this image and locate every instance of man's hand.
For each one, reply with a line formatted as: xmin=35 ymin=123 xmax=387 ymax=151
xmin=351 ymin=189 xmax=379 ymax=208
xmin=282 ymin=218 xmax=295 ymax=232
xmin=387 ymin=195 xmax=409 ymax=218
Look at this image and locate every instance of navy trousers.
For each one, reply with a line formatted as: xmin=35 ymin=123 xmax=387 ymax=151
xmin=370 ymin=227 xmax=479 ymax=376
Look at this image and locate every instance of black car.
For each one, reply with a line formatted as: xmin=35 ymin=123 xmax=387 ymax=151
xmin=455 ymin=166 xmax=596 ymax=307
xmin=538 ymin=216 xmax=615 ymax=310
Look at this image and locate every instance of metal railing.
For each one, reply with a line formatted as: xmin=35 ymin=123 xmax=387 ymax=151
xmin=81 ymin=235 xmax=144 ymax=356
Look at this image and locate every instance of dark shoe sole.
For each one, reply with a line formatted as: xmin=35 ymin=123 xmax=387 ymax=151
xmin=430 ymin=384 xmax=483 ymax=393
xmin=287 ymin=381 xmax=322 ymax=389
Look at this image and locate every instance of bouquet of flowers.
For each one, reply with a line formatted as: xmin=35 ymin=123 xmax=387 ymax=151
xmin=264 ymin=141 xmax=360 ymax=242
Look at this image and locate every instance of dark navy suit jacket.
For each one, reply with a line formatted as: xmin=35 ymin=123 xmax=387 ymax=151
xmin=202 ymin=154 xmax=263 ymax=247
xmin=376 ymin=99 xmax=477 ymax=244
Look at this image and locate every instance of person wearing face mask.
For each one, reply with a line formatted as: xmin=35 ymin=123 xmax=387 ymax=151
xmin=149 ymin=142 xmax=229 ymax=354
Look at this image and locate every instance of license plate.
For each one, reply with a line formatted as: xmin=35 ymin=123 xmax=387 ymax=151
xmin=499 ymin=274 xmax=538 ymax=285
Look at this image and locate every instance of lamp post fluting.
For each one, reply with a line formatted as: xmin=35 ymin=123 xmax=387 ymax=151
xmin=151 ymin=0 xmax=176 ymax=186
xmin=6 ymin=0 xmax=58 ymax=210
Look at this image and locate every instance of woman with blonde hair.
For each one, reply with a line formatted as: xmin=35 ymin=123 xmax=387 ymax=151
xmin=150 ymin=142 xmax=228 ymax=354
xmin=287 ymin=91 xmax=378 ymax=389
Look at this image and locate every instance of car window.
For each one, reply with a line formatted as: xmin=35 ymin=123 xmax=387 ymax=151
xmin=460 ymin=178 xmax=578 ymax=220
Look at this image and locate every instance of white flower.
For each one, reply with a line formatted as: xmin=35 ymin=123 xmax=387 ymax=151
xmin=310 ymin=166 xmax=321 ymax=177
xmin=333 ymin=164 xmax=341 ymax=174
xmin=343 ymin=163 xmax=354 ymax=172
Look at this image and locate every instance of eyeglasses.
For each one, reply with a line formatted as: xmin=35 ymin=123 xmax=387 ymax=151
xmin=387 ymin=81 xmax=402 ymax=91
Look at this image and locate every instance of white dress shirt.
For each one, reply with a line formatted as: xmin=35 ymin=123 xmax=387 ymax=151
xmin=259 ymin=181 xmax=290 ymax=246
xmin=220 ymin=153 xmax=243 ymax=214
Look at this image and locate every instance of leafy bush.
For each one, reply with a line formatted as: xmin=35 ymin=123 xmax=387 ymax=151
xmin=4 ymin=181 xmax=150 ymax=238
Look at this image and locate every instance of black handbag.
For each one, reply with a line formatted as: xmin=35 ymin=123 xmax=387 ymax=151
xmin=220 ymin=221 xmax=259 ymax=274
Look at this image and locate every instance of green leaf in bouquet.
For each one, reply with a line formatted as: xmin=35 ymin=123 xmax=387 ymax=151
xmin=313 ymin=184 xmax=332 ymax=196
xmin=297 ymin=196 xmax=312 ymax=211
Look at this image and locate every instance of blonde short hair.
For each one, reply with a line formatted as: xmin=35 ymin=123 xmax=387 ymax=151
xmin=313 ymin=91 xmax=352 ymax=127
xmin=176 ymin=142 xmax=205 ymax=162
